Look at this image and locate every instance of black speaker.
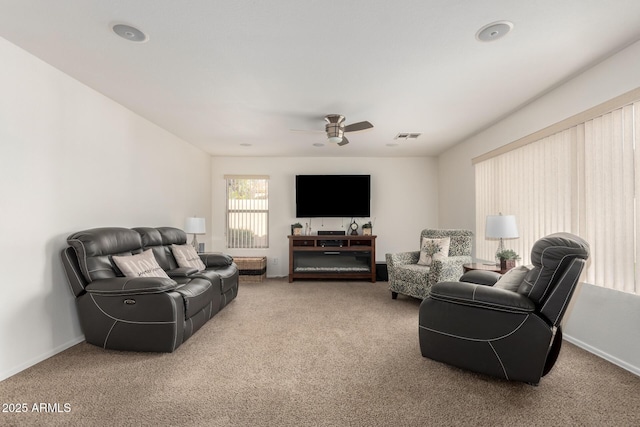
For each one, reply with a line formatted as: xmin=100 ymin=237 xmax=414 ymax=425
xmin=376 ymin=263 xmax=388 ymax=281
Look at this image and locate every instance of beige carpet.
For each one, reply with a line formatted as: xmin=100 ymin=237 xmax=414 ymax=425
xmin=1 ymin=278 xmax=639 ymax=426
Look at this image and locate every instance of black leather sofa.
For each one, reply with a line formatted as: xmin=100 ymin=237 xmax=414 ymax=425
xmin=419 ymin=233 xmax=589 ymax=384
xmin=61 ymin=226 xmax=239 ymax=352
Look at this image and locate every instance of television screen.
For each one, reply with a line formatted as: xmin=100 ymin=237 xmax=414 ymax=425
xmin=296 ymin=175 xmax=371 ymax=218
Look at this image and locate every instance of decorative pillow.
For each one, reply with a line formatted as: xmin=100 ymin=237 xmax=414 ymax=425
xmin=494 ymin=265 xmax=530 ymax=292
xmin=112 ymin=249 xmax=170 ymax=279
xmin=171 ymin=244 xmax=206 ymax=271
xmin=417 ymin=237 xmax=450 ymax=266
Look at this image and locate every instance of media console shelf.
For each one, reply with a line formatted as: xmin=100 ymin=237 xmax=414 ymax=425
xmin=288 ymin=235 xmax=376 ymax=283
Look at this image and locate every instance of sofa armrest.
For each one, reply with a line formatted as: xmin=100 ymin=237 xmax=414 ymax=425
xmin=166 ymin=267 xmax=199 ymax=277
xmin=84 ymin=277 xmax=177 ymax=296
xmin=429 ymin=281 xmax=535 ymax=313
xmin=199 ymin=253 xmax=234 ymax=268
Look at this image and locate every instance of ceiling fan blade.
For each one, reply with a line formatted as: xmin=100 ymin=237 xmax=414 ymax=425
xmin=344 ymin=121 xmax=373 ymax=132
xmin=337 ymin=136 xmax=350 ymax=146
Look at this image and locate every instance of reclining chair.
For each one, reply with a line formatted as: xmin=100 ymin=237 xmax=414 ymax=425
xmin=419 ymin=233 xmax=589 ymax=384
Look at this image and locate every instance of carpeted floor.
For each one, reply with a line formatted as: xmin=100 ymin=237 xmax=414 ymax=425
xmin=1 ymin=278 xmax=639 ymax=426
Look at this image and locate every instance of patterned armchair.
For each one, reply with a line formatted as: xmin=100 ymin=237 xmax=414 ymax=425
xmin=386 ymin=229 xmax=473 ymax=299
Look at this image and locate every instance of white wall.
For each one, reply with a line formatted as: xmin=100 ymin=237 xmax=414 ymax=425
xmin=0 ymin=37 xmax=212 ymax=381
xmin=210 ymin=157 xmax=438 ymax=277
xmin=438 ymin=39 xmax=640 ymax=375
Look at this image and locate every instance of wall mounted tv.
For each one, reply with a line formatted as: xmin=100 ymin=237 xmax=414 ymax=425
xmin=296 ymin=174 xmax=371 ymax=218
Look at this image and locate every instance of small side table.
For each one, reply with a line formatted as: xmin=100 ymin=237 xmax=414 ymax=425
xmin=463 ymin=262 xmax=510 ymax=275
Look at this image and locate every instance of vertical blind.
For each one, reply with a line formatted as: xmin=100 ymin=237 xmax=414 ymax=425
xmin=475 ymin=103 xmax=638 ymax=295
xmin=225 ymin=175 xmax=269 ymax=249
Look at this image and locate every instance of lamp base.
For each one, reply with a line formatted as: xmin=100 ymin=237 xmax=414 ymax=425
xmin=191 ymin=234 xmax=199 ymax=252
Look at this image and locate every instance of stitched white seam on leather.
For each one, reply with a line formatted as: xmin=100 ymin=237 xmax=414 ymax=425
xmin=88 ymin=288 xmax=166 ymax=295
xmin=537 ymin=251 xmax=583 ymax=301
xmin=419 ymin=315 xmax=530 ymax=342
xmin=429 ymin=295 xmax=532 ymax=313
xmin=529 ymin=246 xmax=584 ymax=298
xmin=103 ymin=321 xmax=118 ymax=348
xmin=169 ymin=294 xmax=178 ymax=351
xmin=63 ymin=250 xmax=86 ymax=293
xmin=488 ymin=341 xmax=509 ymax=380
xmin=88 ymin=294 xmax=176 ymax=325
xmin=68 ymin=239 xmax=90 ymax=282
xmin=541 ymin=264 xmax=580 ymax=325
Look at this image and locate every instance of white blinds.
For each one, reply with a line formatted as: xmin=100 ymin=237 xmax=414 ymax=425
xmin=226 ymin=177 xmax=269 ymax=249
xmin=475 ymin=103 xmax=639 ymax=294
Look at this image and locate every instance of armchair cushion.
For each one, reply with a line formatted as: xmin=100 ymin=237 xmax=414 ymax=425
xmin=112 ymin=249 xmax=171 ymax=279
xmin=417 ymin=237 xmax=450 ymax=266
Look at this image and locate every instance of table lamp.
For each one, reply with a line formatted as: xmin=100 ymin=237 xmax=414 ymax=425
xmin=485 ymin=213 xmax=518 ymax=260
xmin=185 ymin=217 xmax=206 ymax=252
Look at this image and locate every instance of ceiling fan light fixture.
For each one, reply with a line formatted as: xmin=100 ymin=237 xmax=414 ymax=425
xmin=326 ymin=122 xmax=344 ymax=143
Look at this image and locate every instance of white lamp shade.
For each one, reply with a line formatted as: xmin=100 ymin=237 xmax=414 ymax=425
xmin=184 ymin=217 xmax=206 ymax=234
xmin=485 ymin=215 xmax=518 ymax=239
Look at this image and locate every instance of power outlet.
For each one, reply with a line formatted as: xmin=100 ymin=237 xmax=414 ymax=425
xmin=272 ymin=258 xmax=278 ymax=265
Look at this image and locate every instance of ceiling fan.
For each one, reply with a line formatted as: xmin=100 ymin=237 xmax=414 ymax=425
xmin=324 ymin=114 xmax=373 ymax=146
xmin=293 ymin=114 xmax=374 ymax=146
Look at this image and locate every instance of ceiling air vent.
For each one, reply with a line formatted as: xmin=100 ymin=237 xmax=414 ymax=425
xmin=394 ymin=133 xmax=421 ymax=140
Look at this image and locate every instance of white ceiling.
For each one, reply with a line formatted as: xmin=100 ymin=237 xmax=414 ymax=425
xmin=2 ymin=0 xmax=640 ymax=157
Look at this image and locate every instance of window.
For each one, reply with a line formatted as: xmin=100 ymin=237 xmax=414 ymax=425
xmin=475 ymin=97 xmax=639 ymax=295
xmin=225 ymin=175 xmax=269 ymax=249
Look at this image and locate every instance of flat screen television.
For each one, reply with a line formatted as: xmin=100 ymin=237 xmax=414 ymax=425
xmin=296 ymin=175 xmax=370 ymax=218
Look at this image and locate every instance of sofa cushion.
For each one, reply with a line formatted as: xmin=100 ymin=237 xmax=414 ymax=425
xmin=112 ymin=249 xmax=171 ymax=279
xmin=418 ymin=237 xmax=450 ymax=266
xmin=172 ymin=244 xmax=207 ymax=270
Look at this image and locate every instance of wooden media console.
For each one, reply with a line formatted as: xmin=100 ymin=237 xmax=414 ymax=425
xmin=288 ymin=235 xmax=376 ymax=283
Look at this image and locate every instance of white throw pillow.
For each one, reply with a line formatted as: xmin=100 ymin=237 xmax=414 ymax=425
xmin=171 ymin=244 xmax=206 ymax=271
xmin=112 ymin=249 xmax=170 ymax=279
xmin=494 ymin=265 xmax=530 ymax=292
xmin=417 ymin=237 xmax=451 ymax=266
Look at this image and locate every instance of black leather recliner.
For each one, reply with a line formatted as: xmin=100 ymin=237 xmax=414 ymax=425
xmin=61 ymin=227 xmax=239 ymax=352
xmin=419 ymin=233 xmax=589 ymax=384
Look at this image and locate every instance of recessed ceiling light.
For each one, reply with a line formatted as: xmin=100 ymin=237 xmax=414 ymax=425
xmin=476 ymin=21 xmax=513 ymax=42
xmin=112 ymin=24 xmax=148 ymax=43
xmin=240 ymin=143 xmax=252 ymax=147
xmin=313 ymin=143 xmax=325 ymax=147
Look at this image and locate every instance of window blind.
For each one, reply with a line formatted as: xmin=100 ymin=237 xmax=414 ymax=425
xmin=475 ymin=103 xmax=639 ymax=295
xmin=225 ymin=176 xmax=269 ymax=249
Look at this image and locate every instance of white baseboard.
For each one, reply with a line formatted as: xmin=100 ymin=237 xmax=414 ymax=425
xmin=0 ymin=335 xmax=84 ymax=382
xmin=564 ymin=333 xmax=640 ymax=377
